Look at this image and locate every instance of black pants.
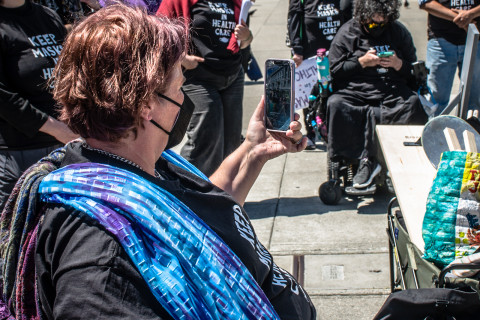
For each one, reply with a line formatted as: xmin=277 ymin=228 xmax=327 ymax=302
xmin=327 ymin=84 xmax=427 ymax=161
xmin=0 ymin=145 xmax=61 ymax=212
xmin=181 ymin=65 xmax=244 ymax=176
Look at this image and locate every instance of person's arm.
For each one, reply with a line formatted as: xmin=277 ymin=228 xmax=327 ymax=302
xmin=209 ymin=97 xmax=306 ymax=205
xmin=397 ymin=25 xmax=417 ymax=77
xmin=38 ymin=116 xmax=79 ymax=144
xmin=328 ymin=22 xmax=381 ymax=80
xmin=420 ymin=0 xmax=458 ymax=21
xmin=157 ymin=0 xmax=204 ymax=70
xmin=377 ymin=24 xmax=417 ymax=77
xmin=329 ymin=40 xmax=371 ymax=80
xmin=0 ymin=56 xmax=77 ymax=144
xmin=287 ymin=0 xmax=304 ymax=61
xmin=452 ymin=6 xmax=480 ymax=29
xmin=181 ymin=54 xmax=205 ymax=70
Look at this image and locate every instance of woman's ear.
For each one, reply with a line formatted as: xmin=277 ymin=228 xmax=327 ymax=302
xmin=140 ymin=99 xmax=155 ymax=121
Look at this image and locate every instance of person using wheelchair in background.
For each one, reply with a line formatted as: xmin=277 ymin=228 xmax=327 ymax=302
xmin=326 ymin=0 xmax=428 ymax=191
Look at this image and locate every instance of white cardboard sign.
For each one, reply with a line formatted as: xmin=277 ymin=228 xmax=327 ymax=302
xmin=294 ymin=56 xmax=317 ymax=111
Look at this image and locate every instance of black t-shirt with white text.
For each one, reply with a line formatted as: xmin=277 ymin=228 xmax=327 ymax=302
xmin=288 ymin=0 xmax=353 ymax=58
xmin=0 ymin=1 xmax=66 ymax=149
xmin=190 ymin=0 xmax=242 ymax=75
xmin=427 ymin=0 xmax=480 ymax=45
xmin=35 ymin=142 xmax=316 ymax=319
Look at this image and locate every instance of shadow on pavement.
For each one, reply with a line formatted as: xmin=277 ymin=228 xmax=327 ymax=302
xmin=245 ymin=190 xmax=393 ymax=220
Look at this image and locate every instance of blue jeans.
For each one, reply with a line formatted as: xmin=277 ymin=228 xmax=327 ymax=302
xmin=181 ymin=65 xmax=244 ymax=176
xmin=426 ymin=37 xmax=480 ymax=115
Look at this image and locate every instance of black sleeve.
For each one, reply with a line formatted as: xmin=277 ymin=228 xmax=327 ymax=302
xmin=328 ymin=24 xmax=363 ymax=80
xmin=393 ymin=23 xmax=417 ymax=80
xmin=0 ymin=50 xmax=49 ymax=138
xmin=287 ymin=0 xmax=304 ymax=55
xmin=36 ymin=204 xmax=173 ymax=320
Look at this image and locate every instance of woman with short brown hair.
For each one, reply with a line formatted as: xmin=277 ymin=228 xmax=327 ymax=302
xmin=0 ymin=3 xmax=315 ymax=319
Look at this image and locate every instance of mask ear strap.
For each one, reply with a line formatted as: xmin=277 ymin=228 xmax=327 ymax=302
xmin=157 ymin=93 xmax=183 ymax=109
xmin=150 ymin=119 xmax=171 ymax=135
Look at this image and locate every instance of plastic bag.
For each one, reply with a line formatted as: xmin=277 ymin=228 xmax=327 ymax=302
xmin=423 ymin=151 xmax=480 ymax=267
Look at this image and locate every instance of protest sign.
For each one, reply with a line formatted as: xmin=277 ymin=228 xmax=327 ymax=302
xmin=294 ymin=56 xmax=317 ymax=111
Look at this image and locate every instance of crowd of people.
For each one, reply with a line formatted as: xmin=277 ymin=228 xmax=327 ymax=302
xmin=0 ymin=0 xmax=479 ymax=318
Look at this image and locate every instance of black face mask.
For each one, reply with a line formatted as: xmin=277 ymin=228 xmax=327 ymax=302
xmin=150 ymin=90 xmax=194 ymax=149
xmin=365 ymin=24 xmax=387 ymax=38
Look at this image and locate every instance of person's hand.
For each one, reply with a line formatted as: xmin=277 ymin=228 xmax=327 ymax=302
xmin=182 ymin=54 xmax=204 ymax=70
xmin=245 ymin=96 xmax=307 ymax=164
xmin=378 ymin=51 xmax=403 ymax=71
xmin=293 ymin=53 xmax=303 ymax=67
xmin=235 ymin=20 xmax=253 ymax=49
xmin=358 ymin=49 xmax=380 ymax=68
xmin=452 ymin=9 xmax=475 ymax=29
xmin=39 ymin=116 xmax=79 ymax=144
xmin=235 ymin=20 xmax=251 ymax=42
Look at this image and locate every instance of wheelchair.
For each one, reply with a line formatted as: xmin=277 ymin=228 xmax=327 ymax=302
xmin=317 ymin=61 xmax=430 ymax=205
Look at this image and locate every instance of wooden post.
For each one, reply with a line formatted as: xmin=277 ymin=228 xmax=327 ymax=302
xmin=463 ymin=130 xmax=478 ymax=153
xmin=443 ymin=127 xmax=461 ymax=151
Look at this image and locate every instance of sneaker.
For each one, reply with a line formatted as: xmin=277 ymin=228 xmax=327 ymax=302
xmin=305 ymin=137 xmax=316 ymax=150
xmin=353 ymin=158 xmax=381 ymax=188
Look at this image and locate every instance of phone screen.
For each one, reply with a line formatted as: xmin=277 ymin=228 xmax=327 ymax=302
xmin=264 ymin=59 xmax=294 ymax=132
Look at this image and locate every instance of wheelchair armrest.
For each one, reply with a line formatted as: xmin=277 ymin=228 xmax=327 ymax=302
xmin=438 ymin=263 xmax=480 ymax=288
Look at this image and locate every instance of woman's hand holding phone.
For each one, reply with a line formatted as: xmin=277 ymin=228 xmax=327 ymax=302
xmin=247 ymin=96 xmax=306 ymax=164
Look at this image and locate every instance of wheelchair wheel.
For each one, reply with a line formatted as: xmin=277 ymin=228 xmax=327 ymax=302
xmin=319 ymin=180 xmax=342 ymax=205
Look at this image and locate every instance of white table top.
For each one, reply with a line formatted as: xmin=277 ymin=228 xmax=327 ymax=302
xmin=376 ymin=125 xmax=437 ymax=252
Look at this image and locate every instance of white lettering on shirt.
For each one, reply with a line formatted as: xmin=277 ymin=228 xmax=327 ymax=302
xmin=27 ymin=33 xmax=62 ymax=81
xmin=316 ymin=3 xmax=341 ymax=39
xmin=208 ymin=2 xmax=235 ymax=44
xmin=232 ymin=205 xmax=311 ymax=302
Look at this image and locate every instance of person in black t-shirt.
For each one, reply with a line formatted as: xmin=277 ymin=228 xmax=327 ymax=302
xmin=0 ymin=0 xmax=78 ymax=212
xmin=327 ymin=0 xmax=427 ymax=189
xmin=157 ymin=0 xmax=254 ymax=176
xmin=288 ymin=0 xmax=353 ymax=66
xmin=419 ymin=0 xmax=480 ymax=116
xmin=0 ymin=4 xmax=315 ymax=319
xmin=287 ymin=0 xmax=353 ymax=149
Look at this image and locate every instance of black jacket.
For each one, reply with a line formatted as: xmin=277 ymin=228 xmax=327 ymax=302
xmin=329 ymin=19 xmax=417 ymax=97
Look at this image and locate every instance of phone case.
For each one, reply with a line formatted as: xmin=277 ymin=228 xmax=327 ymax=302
xmin=264 ymin=59 xmax=295 ymax=133
xmin=378 ymin=51 xmax=394 ymax=58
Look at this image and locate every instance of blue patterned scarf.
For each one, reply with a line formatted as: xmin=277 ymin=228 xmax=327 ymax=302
xmin=38 ymin=155 xmax=280 ymax=319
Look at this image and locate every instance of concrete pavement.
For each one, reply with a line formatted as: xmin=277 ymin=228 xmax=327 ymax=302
xmin=240 ymin=1 xmax=434 ymax=319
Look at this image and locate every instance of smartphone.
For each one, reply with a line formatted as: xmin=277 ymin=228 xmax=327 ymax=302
xmin=377 ymin=51 xmax=394 ymax=58
xmin=264 ymin=59 xmax=295 ymax=132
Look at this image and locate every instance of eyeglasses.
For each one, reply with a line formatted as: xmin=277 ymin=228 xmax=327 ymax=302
xmin=367 ymin=21 xmax=386 ymax=29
